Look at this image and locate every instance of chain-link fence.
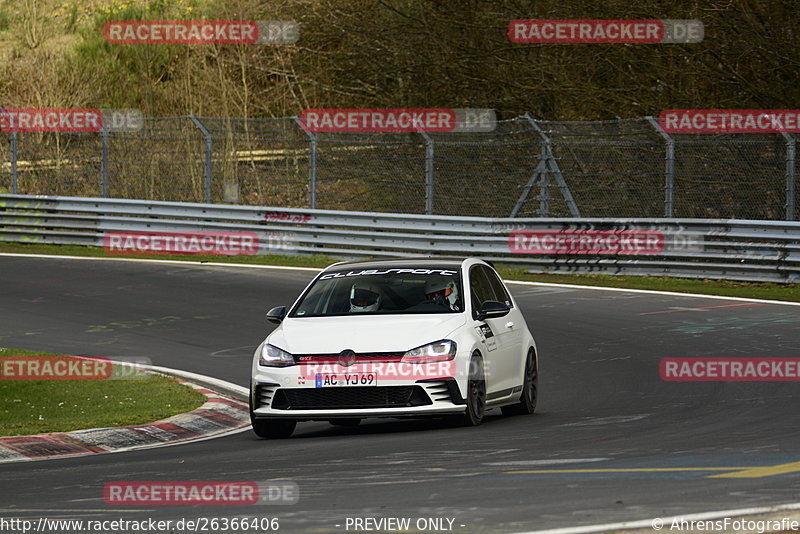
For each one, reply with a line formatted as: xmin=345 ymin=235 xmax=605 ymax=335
xmin=1 ymin=115 xmax=796 ymax=220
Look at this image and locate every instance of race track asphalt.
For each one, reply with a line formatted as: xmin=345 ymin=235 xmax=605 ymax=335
xmin=1 ymin=255 xmax=799 ymax=533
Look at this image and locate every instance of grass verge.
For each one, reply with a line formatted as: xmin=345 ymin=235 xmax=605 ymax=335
xmin=0 ymin=242 xmax=798 ymax=303
xmin=0 ymin=348 xmax=207 ymax=437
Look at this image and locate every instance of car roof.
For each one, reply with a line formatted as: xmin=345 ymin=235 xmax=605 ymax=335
xmin=324 ymin=257 xmax=475 ymax=271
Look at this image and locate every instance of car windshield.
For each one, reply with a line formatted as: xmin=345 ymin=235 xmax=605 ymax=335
xmin=289 ymin=267 xmax=463 ymax=317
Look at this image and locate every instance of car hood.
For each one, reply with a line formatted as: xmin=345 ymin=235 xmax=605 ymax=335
xmin=268 ymin=314 xmax=466 ymax=354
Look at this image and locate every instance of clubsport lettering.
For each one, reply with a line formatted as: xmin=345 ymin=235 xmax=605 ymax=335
xmin=320 ymin=268 xmax=457 ymax=280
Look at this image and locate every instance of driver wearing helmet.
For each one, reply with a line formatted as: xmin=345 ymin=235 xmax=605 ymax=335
xmin=350 ymin=281 xmax=382 ymax=313
xmin=424 ymin=276 xmax=459 ymax=311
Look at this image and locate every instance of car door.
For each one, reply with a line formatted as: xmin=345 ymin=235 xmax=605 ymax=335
xmin=468 ymin=265 xmax=515 ymax=393
xmin=481 ymin=265 xmax=526 ymax=384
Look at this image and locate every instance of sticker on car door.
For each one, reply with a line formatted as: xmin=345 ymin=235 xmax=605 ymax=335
xmin=475 ymin=324 xmax=498 ymax=352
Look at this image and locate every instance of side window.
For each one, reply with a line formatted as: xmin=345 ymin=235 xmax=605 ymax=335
xmin=469 ymin=266 xmax=495 ymax=319
xmin=482 ymin=266 xmax=513 ymax=308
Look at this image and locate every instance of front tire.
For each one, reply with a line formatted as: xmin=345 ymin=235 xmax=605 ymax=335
xmin=251 ymin=417 xmax=296 ymax=439
xmin=250 ymin=385 xmax=296 ymax=438
xmin=502 ymin=348 xmax=538 ymax=416
xmin=462 ymin=354 xmax=486 ymax=426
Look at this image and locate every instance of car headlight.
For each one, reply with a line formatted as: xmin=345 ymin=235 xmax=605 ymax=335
xmin=401 ymin=340 xmax=457 ymax=363
xmin=259 ymin=344 xmax=295 ymax=367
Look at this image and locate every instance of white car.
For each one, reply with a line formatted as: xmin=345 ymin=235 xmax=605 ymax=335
xmin=250 ymin=258 xmax=538 ymax=438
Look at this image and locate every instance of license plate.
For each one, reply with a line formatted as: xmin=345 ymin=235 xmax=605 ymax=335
xmin=315 ymin=373 xmax=376 ymax=387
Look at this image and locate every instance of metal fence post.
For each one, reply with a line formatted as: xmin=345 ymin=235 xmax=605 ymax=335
xmin=294 ymin=117 xmax=317 ymax=209
xmin=419 ymin=130 xmax=434 ymax=215
xmin=188 ymin=115 xmax=213 ymax=203
xmin=0 ymin=106 xmax=18 ymax=194
xmin=646 ymin=116 xmax=675 ymax=217
xmin=9 ymin=131 xmax=18 ymax=194
xmin=100 ymin=127 xmax=109 ymax=197
xmin=781 ymin=132 xmax=796 ymax=221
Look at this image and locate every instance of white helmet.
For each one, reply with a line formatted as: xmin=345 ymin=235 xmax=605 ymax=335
xmin=424 ymin=276 xmax=459 ymax=310
xmin=350 ymin=281 xmax=381 ymax=312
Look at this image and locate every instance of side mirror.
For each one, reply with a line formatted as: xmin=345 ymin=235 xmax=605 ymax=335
xmin=476 ymin=300 xmax=510 ymax=321
xmin=266 ymin=306 xmax=288 ymax=324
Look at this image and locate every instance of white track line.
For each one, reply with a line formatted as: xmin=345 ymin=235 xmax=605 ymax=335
xmin=511 ymin=502 xmax=800 ymax=534
xmin=505 ymin=280 xmax=800 ymax=307
xmin=147 ymin=364 xmax=248 ymax=399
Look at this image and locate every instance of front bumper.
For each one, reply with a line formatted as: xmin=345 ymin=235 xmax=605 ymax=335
xmin=250 ymin=377 xmax=466 ymax=420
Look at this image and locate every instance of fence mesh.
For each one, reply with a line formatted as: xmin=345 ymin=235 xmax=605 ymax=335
xmin=532 ymin=119 xmax=666 ymax=218
xmin=108 ymin=117 xmax=205 ymax=202
xmin=673 ymin=134 xmax=788 ymax=220
xmin=430 ymin=119 xmax=543 ymax=217
xmin=315 ymin=132 xmax=425 ymax=213
xmin=200 ymin=117 xmax=310 ymax=207
xmin=12 ymin=131 xmax=101 ymax=197
xmin=1 ymin=116 xmax=797 ymax=220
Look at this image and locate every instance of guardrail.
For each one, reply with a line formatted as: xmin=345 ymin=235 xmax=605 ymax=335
xmin=1 ymin=194 xmax=798 ymax=284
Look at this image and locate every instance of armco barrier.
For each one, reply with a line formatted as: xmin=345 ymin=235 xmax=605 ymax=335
xmin=0 ymin=194 xmax=798 ymax=283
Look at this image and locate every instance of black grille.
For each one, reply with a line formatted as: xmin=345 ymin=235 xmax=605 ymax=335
xmin=255 ymin=384 xmax=277 ymax=409
xmin=424 ymin=381 xmax=452 ymax=402
xmin=272 ymin=386 xmax=431 ymax=410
